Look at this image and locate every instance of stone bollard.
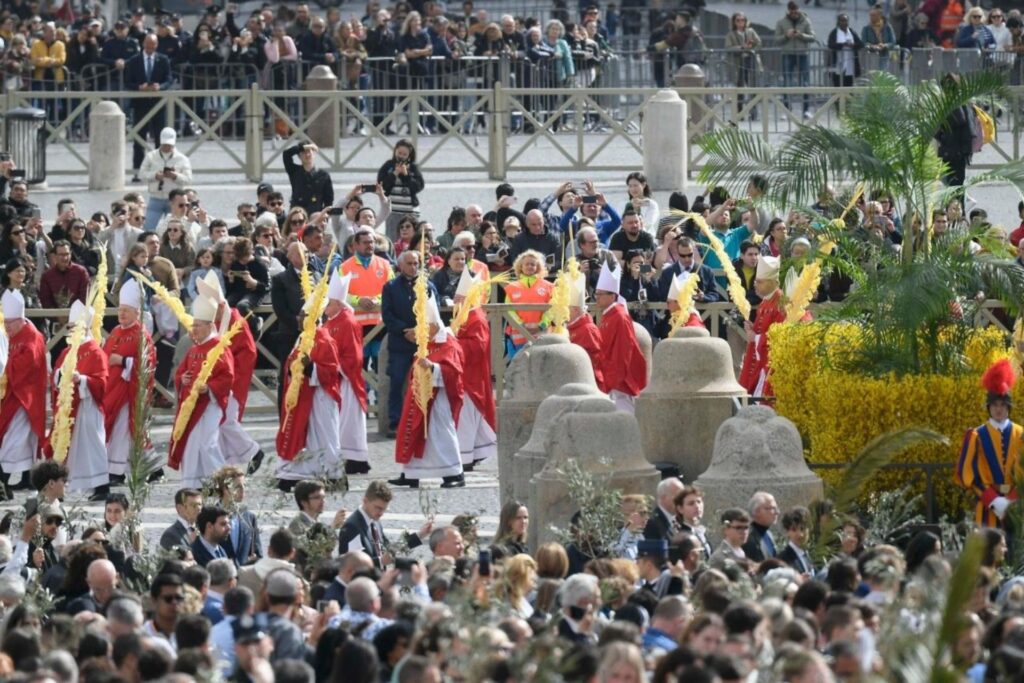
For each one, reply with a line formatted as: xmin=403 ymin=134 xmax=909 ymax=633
xmin=89 ymin=101 xmax=125 ymax=191
xmin=513 ymin=383 xmax=604 ymax=548
xmin=496 ymin=335 xmax=597 ymax=502
xmin=634 ymin=321 xmax=653 ymax=383
xmin=673 ymin=64 xmax=707 ymax=143
xmin=304 ymin=65 xmax=339 ymax=149
xmin=696 ymin=405 xmax=823 ymax=537
xmin=642 ymin=89 xmax=688 ymax=192
xmin=376 ymin=341 xmax=390 ymax=436
xmin=531 ymin=393 xmax=661 ymax=548
xmin=636 ymin=326 xmax=746 ymax=483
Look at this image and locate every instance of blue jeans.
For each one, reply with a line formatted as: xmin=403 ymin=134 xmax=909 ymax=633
xmin=782 ymin=53 xmax=810 ymax=112
xmin=387 ymin=344 xmax=414 ymax=430
xmin=144 ymin=197 xmax=170 ymax=232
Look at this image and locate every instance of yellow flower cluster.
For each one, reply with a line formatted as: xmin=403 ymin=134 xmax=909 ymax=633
xmin=770 ymin=322 xmax=1012 ymax=515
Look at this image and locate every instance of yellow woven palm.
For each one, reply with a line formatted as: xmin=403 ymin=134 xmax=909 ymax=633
xmin=131 ymin=271 xmax=193 ymax=328
xmin=451 ymin=271 xmax=509 ymax=335
xmin=283 ymin=246 xmax=337 ymax=417
xmin=784 ymin=241 xmax=835 ymax=323
xmin=684 ymin=213 xmax=751 ymax=320
xmin=668 ymin=272 xmax=701 ymax=338
xmin=91 ymin=251 xmax=108 ymax=341
xmin=172 ymin=314 xmax=249 ymax=442
xmin=52 ymin=318 xmax=86 ymax=463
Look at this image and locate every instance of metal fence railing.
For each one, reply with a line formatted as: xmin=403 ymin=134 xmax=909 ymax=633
xmin=5 ymin=82 xmax=1023 ymax=181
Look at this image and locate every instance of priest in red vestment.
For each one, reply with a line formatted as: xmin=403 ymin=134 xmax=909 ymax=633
xmin=102 ymin=278 xmax=157 ymax=484
xmin=0 ymin=289 xmax=47 ymax=493
xmin=595 ymin=261 xmax=647 ymax=413
xmin=566 ymin=272 xmax=606 ymax=392
xmin=322 ymin=269 xmax=370 ymax=475
xmin=391 ymin=294 xmax=466 ymax=489
xmin=739 ymin=255 xmax=809 ymax=399
xmin=451 ymin=269 xmax=496 ymax=471
xmin=196 ymin=271 xmax=264 ymax=474
xmin=275 ymin=318 xmax=342 ymax=487
xmin=168 ymin=291 xmax=234 ymax=488
xmin=45 ymin=300 xmax=110 ymax=500
xmin=665 ymin=272 xmax=707 ymax=331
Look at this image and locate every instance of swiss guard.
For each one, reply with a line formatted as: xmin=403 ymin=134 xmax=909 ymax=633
xmin=956 ymin=358 xmax=1024 ymax=527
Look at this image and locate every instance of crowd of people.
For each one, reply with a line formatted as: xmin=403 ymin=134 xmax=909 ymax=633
xmin=0 ymin=458 xmax=1017 ymax=683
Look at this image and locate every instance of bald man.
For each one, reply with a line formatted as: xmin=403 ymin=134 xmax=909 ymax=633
xmin=66 ymin=558 xmax=118 ymax=615
xmin=323 ymin=550 xmax=374 ymax=606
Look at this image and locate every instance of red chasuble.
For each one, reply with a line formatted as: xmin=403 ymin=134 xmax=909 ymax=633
xmin=0 ymin=323 xmax=48 ymax=451
xmin=597 ymin=303 xmax=647 ymax=397
xmin=168 ymin=335 xmax=235 ymax=470
xmin=102 ymin=321 xmax=156 ymax=442
xmin=456 ymin=307 xmax=496 ymax=431
xmin=568 ymin=313 xmax=606 ymax=393
xmin=395 ymin=337 xmax=465 ymax=465
xmin=43 ymin=339 xmax=108 ymax=458
xmin=276 ymin=327 xmax=342 ymax=461
xmin=738 ymin=290 xmax=812 ymax=398
xmin=323 ymin=306 xmax=369 ymax=412
xmin=226 ymin=308 xmax=257 ymax=419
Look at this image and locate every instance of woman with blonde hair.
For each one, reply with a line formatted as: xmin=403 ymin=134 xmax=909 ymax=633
xmin=495 ymin=554 xmax=537 ymax=619
xmin=284 ymin=206 xmax=308 ymax=237
xmin=503 ymin=249 xmax=552 ymax=358
xmin=598 ymin=642 xmax=645 ymax=683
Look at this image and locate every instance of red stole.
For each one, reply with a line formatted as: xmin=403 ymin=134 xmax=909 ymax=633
xmin=43 ymin=339 xmax=108 ymax=459
xmin=395 ymin=336 xmax=464 ymax=465
xmin=168 ymin=335 xmax=235 ymax=470
xmin=323 ymin=307 xmax=369 ymax=412
xmin=568 ymin=313 xmax=606 ymax=393
xmin=456 ymin=308 xmax=496 ymax=431
xmin=226 ymin=308 xmax=257 ymax=419
xmin=101 ymin=321 xmax=156 ymax=442
xmin=0 ymin=323 xmax=48 ymax=449
xmin=598 ymin=303 xmax=647 ymax=397
xmin=276 ymin=327 xmax=342 ymax=461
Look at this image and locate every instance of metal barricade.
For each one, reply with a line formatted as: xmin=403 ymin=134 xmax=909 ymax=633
xmin=175 ymin=63 xmax=259 ymax=139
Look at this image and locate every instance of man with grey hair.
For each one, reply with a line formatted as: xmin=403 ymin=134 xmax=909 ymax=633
xmin=336 ymin=576 xmax=392 ymax=641
xmin=645 ymin=477 xmax=685 ymax=542
xmin=566 ymin=226 xmax=616 ymax=295
xmin=203 ymin=557 xmax=238 ymax=625
xmin=106 ymin=593 xmax=145 ymax=638
xmin=67 ymin=558 xmax=117 ymax=615
xmin=428 ymin=527 xmax=465 ymax=559
xmin=465 ymin=204 xmax=484 ymax=235
xmin=743 ymin=491 xmax=780 ymax=562
xmin=557 ymin=573 xmax=600 ymax=644
xmin=43 ymin=650 xmax=78 ymax=683
xmin=643 ymin=595 xmax=694 ymax=656
xmin=451 ymin=230 xmax=488 ymax=279
xmin=323 ymin=551 xmax=374 ymax=606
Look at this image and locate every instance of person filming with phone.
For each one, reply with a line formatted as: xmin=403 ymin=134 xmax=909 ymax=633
xmin=283 ymin=141 xmax=333 ymax=215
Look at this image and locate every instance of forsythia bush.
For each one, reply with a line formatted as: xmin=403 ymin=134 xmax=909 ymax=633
xmin=770 ymin=322 xmax=1015 ymax=516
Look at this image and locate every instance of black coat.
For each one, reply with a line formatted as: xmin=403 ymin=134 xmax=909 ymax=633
xmin=271 ymin=264 xmax=306 ymax=355
xmin=337 ymin=509 xmax=422 ymax=570
xmin=124 ymin=51 xmax=174 ymax=105
xmin=283 ymin=145 xmax=334 ymax=214
xmin=160 ymin=519 xmax=192 ymax=552
xmin=643 ymin=508 xmax=674 ymax=542
xmin=381 ymin=276 xmax=438 ymax=356
xmin=742 ymin=522 xmax=776 ymax=563
xmin=826 ymin=27 xmax=864 ymax=76
xmin=654 ymin=261 xmax=720 ymax=303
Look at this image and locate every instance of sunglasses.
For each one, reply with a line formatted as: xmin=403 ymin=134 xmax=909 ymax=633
xmin=269 ymin=202 xmax=284 ymax=207
xmin=678 ymin=252 xmax=695 ymax=259
xmin=45 ymin=517 xmax=63 ymax=526
xmin=242 ymin=211 xmax=256 ymax=217
xmin=160 ymin=594 xmax=184 ymax=603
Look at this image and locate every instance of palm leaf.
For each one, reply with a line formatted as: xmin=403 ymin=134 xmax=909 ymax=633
xmin=831 ymin=427 xmax=950 ymax=513
xmin=934 ymin=533 xmax=985 ymax=680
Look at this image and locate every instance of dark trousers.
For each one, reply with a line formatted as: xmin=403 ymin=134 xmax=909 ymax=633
xmin=387 ymin=345 xmax=414 ymax=430
xmin=132 ymin=103 xmax=163 ymax=170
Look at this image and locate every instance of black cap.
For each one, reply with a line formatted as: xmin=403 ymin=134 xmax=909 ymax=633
xmin=114 ymin=19 xmax=128 ymax=29
xmin=132 ymin=7 xmax=145 ymax=15
xmin=206 ymin=4 xmax=223 ymax=15
xmin=256 ymin=182 xmax=274 ymax=195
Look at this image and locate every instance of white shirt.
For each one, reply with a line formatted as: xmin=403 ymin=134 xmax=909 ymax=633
xmin=834 ymin=27 xmax=856 ymax=76
xmin=143 ymin=620 xmax=177 ymax=657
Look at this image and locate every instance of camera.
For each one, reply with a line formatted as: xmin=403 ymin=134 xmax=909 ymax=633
xmin=394 ymin=557 xmax=416 ymax=571
xmin=360 ymin=184 xmax=376 ymax=194
xmin=0 ymin=152 xmax=11 ymax=162
xmin=496 ymin=246 xmax=509 ymax=259
xmin=640 ymin=264 xmax=652 ymax=275
xmin=327 ymin=207 xmax=346 ymax=216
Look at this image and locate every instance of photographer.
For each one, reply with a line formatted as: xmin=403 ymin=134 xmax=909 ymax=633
xmin=566 ymin=224 xmax=616 ymax=297
xmin=479 ymin=221 xmax=512 ymax=275
xmin=138 ymin=128 xmax=193 ymax=232
xmin=620 ymin=249 xmax=658 ymax=337
xmin=224 ymin=237 xmax=270 ymax=316
xmin=378 ymin=140 xmax=424 ymax=241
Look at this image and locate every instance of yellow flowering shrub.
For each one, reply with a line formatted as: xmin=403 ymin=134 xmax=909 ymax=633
xmin=770 ymin=323 xmax=1014 ymax=516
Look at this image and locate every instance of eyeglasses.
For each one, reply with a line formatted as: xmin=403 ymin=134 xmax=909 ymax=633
xmin=269 ymin=201 xmax=284 ymax=207
xmin=45 ymin=517 xmax=63 ymax=526
xmin=290 ymin=218 xmax=305 ymax=224
xmin=160 ymin=594 xmax=184 ymax=604
xmin=678 ymin=252 xmax=695 ymax=259
xmin=71 ymin=225 xmax=85 ymax=231
xmin=242 ymin=211 xmax=256 ymax=217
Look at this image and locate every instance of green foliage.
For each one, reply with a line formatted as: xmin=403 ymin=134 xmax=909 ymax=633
xmin=550 ymin=459 xmax=628 ymax=560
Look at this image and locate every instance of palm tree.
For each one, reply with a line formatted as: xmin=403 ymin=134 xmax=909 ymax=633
xmin=698 ymin=70 xmax=1024 ymax=377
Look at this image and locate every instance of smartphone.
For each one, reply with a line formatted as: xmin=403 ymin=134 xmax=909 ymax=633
xmin=640 ymin=264 xmax=652 ymax=274
xmin=10 ymin=169 xmax=25 ymax=178
xmin=163 ymin=167 xmax=174 ymax=174
xmin=544 ymin=253 xmax=555 ymax=268
xmin=360 ymin=184 xmax=376 ymax=193
xmin=316 ymin=600 xmax=329 ymax=612
xmin=582 ymin=195 xmax=598 ymax=204
xmin=29 ymin=207 xmax=40 ymax=219
xmin=568 ymin=605 xmax=586 ymax=620
xmin=23 ymin=496 xmax=37 ymax=519
xmin=478 ymin=549 xmax=491 ymax=577
xmin=327 ymin=206 xmax=346 ymax=216
xmin=0 ymin=152 xmax=11 ymax=162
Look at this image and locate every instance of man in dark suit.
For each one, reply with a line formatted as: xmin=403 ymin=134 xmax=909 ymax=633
xmin=124 ymin=33 xmax=174 ymax=179
xmin=742 ymin=491 xmax=781 ymax=563
xmin=776 ymin=506 xmax=814 ymax=575
xmin=337 ymin=480 xmax=429 ymax=570
xmin=270 ymin=241 xmax=308 ymax=368
xmin=212 ymin=466 xmax=262 ymax=567
xmin=381 ymin=251 xmax=438 ymax=438
xmin=322 ymin=550 xmax=375 ymax=607
xmin=191 ymin=505 xmax=232 ymax=568
xmin=652 ymin=236 xmax=720 ymax=337
xmin=160 ymin=487 xmax=203 ymax=552
xmin=644 ymin=477 xmax=685 ymax=542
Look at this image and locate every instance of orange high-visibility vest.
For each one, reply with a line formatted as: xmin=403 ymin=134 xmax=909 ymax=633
xmin=504 ymin=277 xmax=552 ymax=345
xmin=341 ymin=255 xmax=393 ymax=326
xmin=468 ymin=259 xmax=490 ymax=280
xmin=939 ymin=0 xmax=964 ymax=46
